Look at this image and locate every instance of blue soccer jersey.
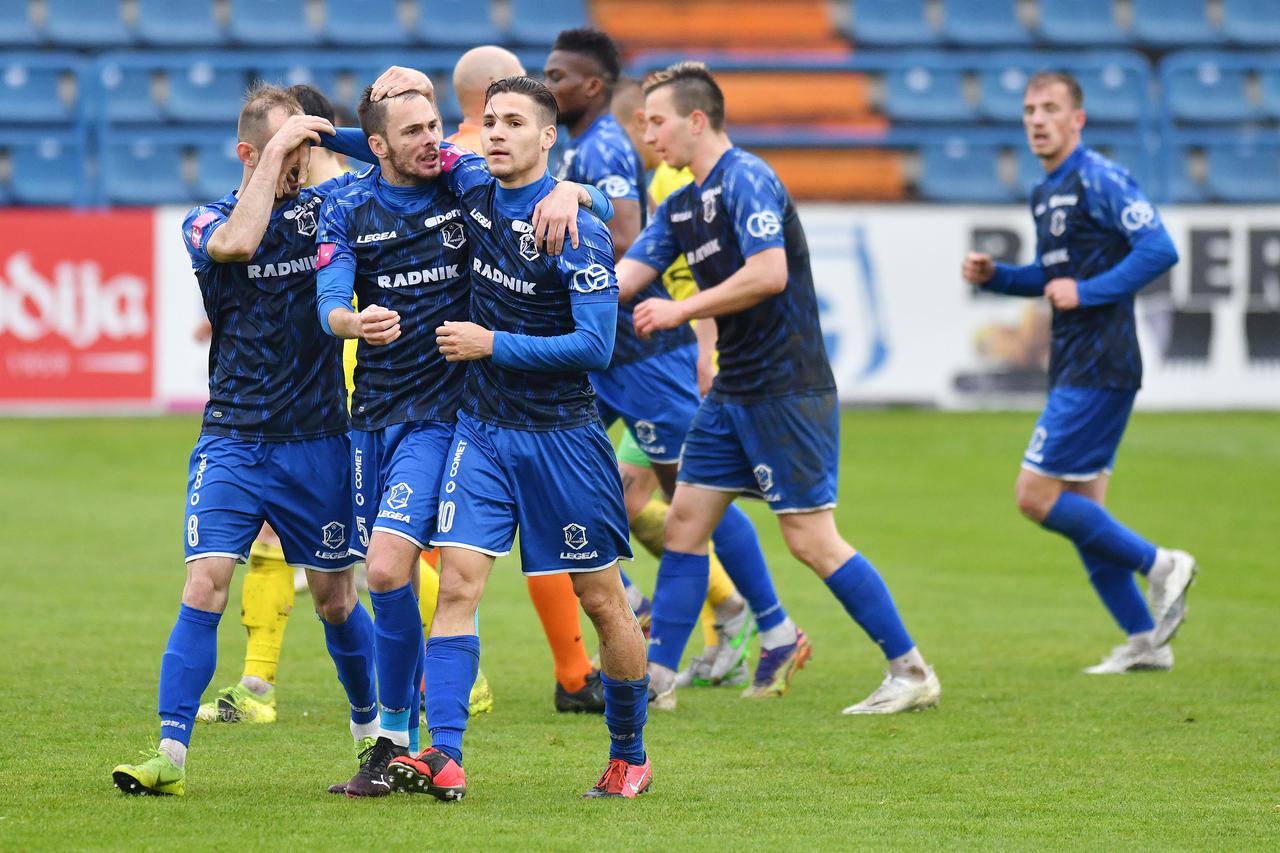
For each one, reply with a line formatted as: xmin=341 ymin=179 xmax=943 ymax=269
xmin=1029 ymin=146 xmax=1165 ymax=390
xmin=181 ymin=175 xmax=357 ymax=441
xmin=440 ymin=147 xmax=619 ymax=431
xmin=625 ymin=147 xmax=834 ymax=403
xmin=557 ymin=114 xmax=693 ymax=365
xmin=316 ymin=167 xmax=469 ymax=430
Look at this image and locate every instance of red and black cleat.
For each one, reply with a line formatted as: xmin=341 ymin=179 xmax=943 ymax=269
xmin=584 ymin=756 xmax=651 ymax=799
xmin=387 ymin=747 xmax=467 ymax=801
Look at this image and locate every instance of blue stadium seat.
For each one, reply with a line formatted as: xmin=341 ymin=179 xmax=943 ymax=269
xmin=1206 ymin=143 xmax=1280 ymax=202
xmin=8 ymin=137 xmax=81 ymax=205
xmin=165 ymin=64 xmax=247 ymax=124
xmin=100 ymin=65 xmax=162 ymax=124
xmin=848 ymin=0 xmax=936 ymax=46
xmin=415 ymin=1 xmax=500 ymax=47
xmin=1038 ymin=0 xmax=1127 ymax=46
xmin=1165 ymin=145 xmax=1206 ymax=202
xmin=0 ymin=0 xmax=39 ymax=46
xmin=194 ymin=138 xmax=244 ymax=200
xmin=1221 ymin=0 xmax=1280 ymax=46
xmin=323 ymin=0 xmax=409 ymax=46
xmin=43 ymin=0 xmax=133 ymax=47
xmin=227 ymin=0 xmax=317 ymax=46
xmin=135 ymin=0 xmax=224 ymax=46
xmin=978 ymin=64 xmax=1033 ymax=123
xmin=1075 ymin=64 xmax=1144 ymax=124
xmin=102 ymin=139 xmax=190 ymax=205
xmin=0 ymin=63 xmax=73 ymax=123
xmin=1260 ymin=69 xmax=1280 ymax=120
xmin=508 ymin=0 xmax=588 ymax=46
xmin=919 ymin=142 xmax=1011 ymax=202
xmin=939 ymin=0 xmax=1031 ymax=46
xmin=1166 ymin=60 xmax=1253 ymax=123
xmin=1131 ymin=0 xmax=1218 ymax=46
xmin=883 ymin=66 xmax=972 ymax=122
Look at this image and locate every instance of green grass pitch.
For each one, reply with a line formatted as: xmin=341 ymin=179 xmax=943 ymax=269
xmin=1 ymin=411 xmax=1277 ymax=850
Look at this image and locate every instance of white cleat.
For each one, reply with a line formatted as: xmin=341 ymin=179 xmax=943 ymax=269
xmin=709 ymin=607 xmax=756 ymax=683
xmin=1083 ymin=637 xmax=1173 ymax=674
xmin=648 ymin=666 xmax=678 ymax=711
xmin=1148 ymin=550 xmax=1198 ymax=647
xmin=841 ymin=667 xmax=941 ymax=715
xmin=674 ymin=650 xmax=715 ymax=688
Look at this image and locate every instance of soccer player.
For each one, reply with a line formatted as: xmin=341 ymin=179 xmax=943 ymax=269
xmin=383 ymin=76 xmax=651 ymax=800
xmin=623 ymin=63 xmax=941 ymax=714
xmin=961 ymin=71 xmax=1197 ymax=673
xmin=546 ymin=30 xmax=777 ymax=699
xmin=112 ymin=86 xmax=379 ymax=796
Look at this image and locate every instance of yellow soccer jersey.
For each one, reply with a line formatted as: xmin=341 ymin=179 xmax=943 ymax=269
xmin=649 ymin=163 xmax=696 ymax=301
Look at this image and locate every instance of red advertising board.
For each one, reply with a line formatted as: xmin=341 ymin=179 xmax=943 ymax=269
xmin=0 ymin=209 xmax=155 ymax=404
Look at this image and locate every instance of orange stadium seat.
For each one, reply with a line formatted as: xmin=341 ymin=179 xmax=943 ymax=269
xmin=592 ymin=0 xmax=847 ymax=50
xmin=716 ymin=71 xmax=878 ymax=126
xmin=753 ymin=148 xmax=905 ymax=201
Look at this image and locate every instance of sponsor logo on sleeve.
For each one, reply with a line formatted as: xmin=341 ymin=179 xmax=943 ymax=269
xmin=746 ymin=210 xmax=782 ymax=239
xmin=599 ymin=175 xmax=631 ymax=198
xmin=570 ymin=263 xmax=611 ymax=294
xmin=1120 ymin=200 xmax=1155 ymax=232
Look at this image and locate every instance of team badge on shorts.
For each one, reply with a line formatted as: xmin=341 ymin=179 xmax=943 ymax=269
xmin=1026 ymin=427 xmax=1048 ymax=465
xmin=563 ymin=523 xmax=588 ymax=551
xmin=387 ymin=482 xmax=413 ymax=510
xmin=753 ymin=464 xmax=775 ymax=493
xmin=321 ymin=521 xmax=346 ymax=550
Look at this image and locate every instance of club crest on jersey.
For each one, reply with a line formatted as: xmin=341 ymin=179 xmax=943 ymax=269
xmin=753 ymin=464 xmax=774 ymax=493
xmin=570 ymin=263 xmax=610 ymax=294
xmin=747 ymin=211 xmax=782 ymax=239
xmin=386 ymin=482 xmax=412 ymax=510
xmin=284 ymin=196 xmax=321 ymax=236
xmin=519 ymin=232 xmax=540 ymax=262
xmin=1049 ymin=209 xmax=1067 ymax=237
xmin=321 ymin=521 xmax=346 ymax=550
xmin=441 ymin=221 xmax=466 ymax=249
xmin=563 ymin=523 xmax=588 ymax=550
xmin=702 ymin=193 xmax=717 ymax=223
xmin=599 ymin=174 xmax=631 ymax=198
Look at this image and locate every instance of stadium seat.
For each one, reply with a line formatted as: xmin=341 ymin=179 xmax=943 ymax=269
xmin=718 ymin=71 xmax=875 ymax=126
xmin=100 ymin=65 xmax=162 ymax=124
xmin=1038 ymin=0 xmax=1127 ymax=46
xmin=756 ymin=147 xmax=905 ymax=200
xmin=43 ymin=0 xmax=133 ymax=47
xmin=883 ymin=66 xmax=972 ymax=123
xmin=135 ymin=0 xmax=224 ymax=47
xmin=1205 ymin=143 xmax=1280 ymax=202
xmin=8 ymin=137 xmax=81 ymax=205
xmin=1130 ymin=0 xmax=1218 ymax=46
xmin=1221 ymin=0 xmax=1280 ymax=46
xmin=978 ymin=64 xmax=1033 ymax=123
xmin=847 ymin=0 xmax=936 ymax=46
xmin=194 ymin=138 xmax=245 ymax=200
xmin=939 ymin=0 xmax=1031 ymax=46
xmin=1166 ymin=60 xmax=1253 ymax=123
xmin=1165 ymin=145 xmax=1206 ymax=202
xmin=593 ymin=0 xmax=845 ymax=50
xmin=102 ymin=139 xmax=189 ymax=205
xmin=227 ymin=0 xmax=317 ymax=46
xmin=0 ymin=63 xmax=73 ymax=124
xmin=165 ymin=64 xmax=248 ymax=124
xmin=508 ymin=0 xmax=588 ymax=46
xmin=919 ymin=142 xmax=1011 ymax=202
xmin=415 ymin=0 xmax=501 ymax=47
xmin=0 ymin=0 xmax=39 ymax=46
xmin=322 ymin=0 xmax=409 ymax=46
xmin=1074 ymin=65 xmax=1144 ymax=124
xmin=1260 ymin=69 xmax=1280 ymax=120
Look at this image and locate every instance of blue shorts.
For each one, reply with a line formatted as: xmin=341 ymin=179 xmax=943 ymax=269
xmin=430 ymin=411 xmax=633 ymax=575
xmin=184 ymin=433 xmax=357 ymax=572
xmin=1022 ymin=386 xmax=1137 ymax=481
xmin=678 ymin=390 xmax=840 ymax=513
xmin=349 ymin=420 xmax=455 ymax=557
xmin=592 ymin=344 xmax=701 ymax=465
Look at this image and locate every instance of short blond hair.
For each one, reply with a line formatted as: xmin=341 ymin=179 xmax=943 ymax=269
xmin=237 ymin=82 xmax=302 ymax=149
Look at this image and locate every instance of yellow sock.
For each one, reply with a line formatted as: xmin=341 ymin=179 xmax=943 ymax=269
xmin=630 ymin=497 xmax=668 ymax=558
xmin=242 ymin=541 xmax=293 ymax=684
xmin=700 ymin=602 xmax=717 ymax=647
xmin=418 ymin=553 xmax=441 ymax=637
xmin=706 ymin=551 xmax=734 ymax=607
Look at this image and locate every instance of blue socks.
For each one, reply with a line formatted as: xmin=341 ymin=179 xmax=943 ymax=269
xmin=321 ymin=601 xmax=378 ymax=726
xmin=1075 ymin=546 xmax=1157 ymax=635
xmin=158 ymin=603 xmax=221 ymax=747
xmin=408 ymin=639 xmax=424 ymax=754
xmin=1042 ymin=492 xmax=1158 ymax=574
xmin=370 ymin=584 xmax=425 ymax=746
xmin=424 ymin=635 xmax=479 ymax=765
xmin=824 ymin=554 xmax=915 ymax=660
xmin=601 ymin=673 xmax=648 ymax=764
xmin=711 ymin=504 xmax=787 ymax=631
xmin=647 ymin=550 xmax=709 ymax=670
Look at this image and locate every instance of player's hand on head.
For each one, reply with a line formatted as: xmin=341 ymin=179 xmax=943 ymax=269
xmin=1045 ymin=277 xmax=1080 ymax=311
xmin=532 ymin=183 xmax=583 ymax=256
xmin=358 ymin=304 xmax=401 ymax=346
xmin=267 ymin=114 xmax=335 ymax=155
xmin=436 ymin=321 xmax=494 ymax=362
xmin=371 ymin=66 xmax=434 ymax=102
xmin=962 ymin=251 xmax=996 ymax=285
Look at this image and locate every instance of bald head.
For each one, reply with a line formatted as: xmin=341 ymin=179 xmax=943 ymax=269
xmin=453 ymin=45 xmax=525 ymax=124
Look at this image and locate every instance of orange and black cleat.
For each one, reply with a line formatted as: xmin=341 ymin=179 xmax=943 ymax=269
xmin=584 ymin=756 xmax=651 ymax=799
xmin=387 ymin=747 xmax=467 ymax=801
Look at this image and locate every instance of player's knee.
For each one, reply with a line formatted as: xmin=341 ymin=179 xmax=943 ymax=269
xmin=1015 ymin=479 xmax=1054 ymax=522
xmin=182 ymin=565 xmax=230 ymax=611
xmin=365 ymin=552 xmax=408 ymax=594
xmin=313 ymin=587 xmax=356 ymax=624
xmin=663 ymin=501 xmax=704 ymax=552
xmin=434 ymin=574 xmax=483 ymax=617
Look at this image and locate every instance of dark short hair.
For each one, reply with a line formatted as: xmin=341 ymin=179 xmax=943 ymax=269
xmin=357 ymin=86 xmax=426 ymax=138
xmin=643 ymin=62 xmax=726 ymax=131
xmin=237 ymin=82 xmax=302 ymax=147
xmin=552 ymin=27 xmax=622 ymax=89
xmin=287 ymin=83 xmax=336 ymax=123
xmin=485 ymin=75 xmax=560 ymax=127
xmin=1025 ymin=70 xmax=1084 ymax=109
